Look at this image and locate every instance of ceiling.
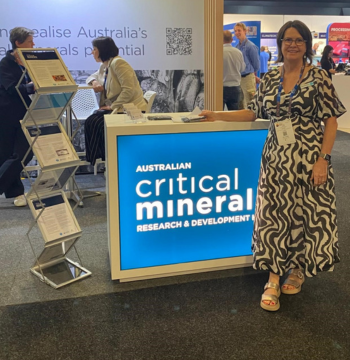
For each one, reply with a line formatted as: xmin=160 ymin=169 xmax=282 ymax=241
xmin=224 ymin=0 xmax=350 ymax=15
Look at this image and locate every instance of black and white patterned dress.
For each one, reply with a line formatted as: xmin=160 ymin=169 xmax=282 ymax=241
xmin=248 ymin=66 xmax=346 ymax=277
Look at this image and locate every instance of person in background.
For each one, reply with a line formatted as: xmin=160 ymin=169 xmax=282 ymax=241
xmin=199 ymin=20 xmax=346 ymax=312
xmin=259 ymin=46 xmax=269 ymax=78
xmin=265 ymin=46 xmax=272 ymax=62
xmin=223 ymin=30 xmax=245 ymax=110
xmin=85 ymin=36 xmax=147 ymax=166
xmin=0 ymin=27 xmax=35 ymax=207
xmin=234 ymin=22 xmax=260 ymax=108
xmin=321 ymin=45 xmax=336 ymax=80
xmin=312 ymin=42 xmax=320 ymax=55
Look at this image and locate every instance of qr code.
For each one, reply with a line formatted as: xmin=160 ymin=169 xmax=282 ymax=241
xmin=166 ymin=28 xmax=192 ymax=55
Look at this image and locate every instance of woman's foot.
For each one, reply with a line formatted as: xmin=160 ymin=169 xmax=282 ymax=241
xmin=281 ymin=269 xmax=304 ymax=295
xmin=261 ymin=282 xmax=280 ymax=311
xmin=14 ymin=194 xmax=27 ymax=207
xmin=260 ymin=273 xmax=281 ymax=311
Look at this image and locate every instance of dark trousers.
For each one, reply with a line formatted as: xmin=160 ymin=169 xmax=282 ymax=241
xmin=0 ymin=120 xmax=33 ymax=198
xmin=84 ymin=110 xmax=112 ymax=166
xmin=223 ymin=86 xmax=242 ymax=111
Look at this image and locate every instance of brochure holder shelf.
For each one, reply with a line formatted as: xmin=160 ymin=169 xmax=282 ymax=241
xmin=21 ymin=121 xmax=81 ymax=171
xmin=27 ymin=190 xmax=82 ymax=246
xmin=15 ymin=48 xmax=91 ymax=288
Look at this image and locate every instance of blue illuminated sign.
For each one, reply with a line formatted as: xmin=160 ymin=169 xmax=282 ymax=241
xmin=117 ymin=129 xmax=267 ymax=270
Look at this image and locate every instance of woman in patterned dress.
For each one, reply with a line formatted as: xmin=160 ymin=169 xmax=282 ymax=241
xmin=199 ymin=20 xmax=346 ymax=311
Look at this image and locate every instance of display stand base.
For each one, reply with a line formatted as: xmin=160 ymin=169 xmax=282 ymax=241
xmin=31 ymin=258 xmax=91 ymax=289
xmin=66 ymin=190 xmax=103 ymax=207
xmin=64 ymin=175 xmax=104 ymax=207
xmin=80 ymin=189 xmax=104 ymax=199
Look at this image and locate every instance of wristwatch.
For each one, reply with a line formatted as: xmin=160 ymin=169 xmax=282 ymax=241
xmin=319 ymin=152 xmax=331 ymax=162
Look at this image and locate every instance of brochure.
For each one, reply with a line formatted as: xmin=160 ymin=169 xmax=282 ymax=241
xmin=20 ymin=50 xmax=75 ymax=88
xmin=27 ymin=124 xmax=79 ymax=167
xmin=31 ymin=193 xmax=81 ymax=243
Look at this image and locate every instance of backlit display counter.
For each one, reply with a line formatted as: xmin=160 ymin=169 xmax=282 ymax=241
xmin=105 ymin=114 xmax=268 ymax=281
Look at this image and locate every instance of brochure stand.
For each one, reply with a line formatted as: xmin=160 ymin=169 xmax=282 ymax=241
xmin=16 ymin=48 xmax=91 ymax=289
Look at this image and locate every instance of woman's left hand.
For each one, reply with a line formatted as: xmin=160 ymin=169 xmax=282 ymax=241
xmin=310 ymin=158 xmax=328 ymax=186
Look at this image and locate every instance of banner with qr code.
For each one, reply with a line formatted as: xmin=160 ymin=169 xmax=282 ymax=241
xmin=0 ymin=0 xmax=204 ymax=71
xmin=0 ymin=0 xmax=205 ymax=113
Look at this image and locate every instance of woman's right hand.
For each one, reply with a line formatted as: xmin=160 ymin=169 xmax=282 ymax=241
xmin=91 ymin=80 xmax=104 ymax=93
xmin=198 ymin=110 xmax=217 ymax=122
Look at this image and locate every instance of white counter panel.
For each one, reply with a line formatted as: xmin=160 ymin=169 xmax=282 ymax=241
xmin=333 ymin=75 xmax=350 ymax=128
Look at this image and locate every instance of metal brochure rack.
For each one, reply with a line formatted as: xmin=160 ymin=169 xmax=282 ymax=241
xmin=16 ymin=48 xmax=91 ymax=289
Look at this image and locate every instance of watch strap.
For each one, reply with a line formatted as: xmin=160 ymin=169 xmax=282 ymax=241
xmin=319 ymin=152 xmax=331 ymax=161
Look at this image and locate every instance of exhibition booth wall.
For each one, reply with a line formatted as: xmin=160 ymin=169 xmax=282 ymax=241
xmin=224 ymin=14 xmax=350 ymax=33
xmin=225 ymin=14 xmax=350 ymax=64
xmin=224 ymin=14 xmax=350 ymax=128
xmin=2 ymin=7 xmax=349 ymax=116
xmin=0 ymin=0 xmax=205 ymax=114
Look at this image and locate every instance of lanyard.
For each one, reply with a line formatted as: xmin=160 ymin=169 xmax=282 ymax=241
xmin=103 ymin=67 xmax=109 ymax=97
xmin=276 ymin=64 xmax=305 ymax=118
xmin=18 ymin=64 xmax=30 ymax=83
xmin=104 ymin=67 xmax=109 ymax=89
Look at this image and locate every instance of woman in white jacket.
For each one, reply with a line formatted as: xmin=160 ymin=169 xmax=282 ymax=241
xmin=85 ymin=36 xmax=147 ymax=165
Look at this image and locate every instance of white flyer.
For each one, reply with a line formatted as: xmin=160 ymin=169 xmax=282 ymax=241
xmin=27 ymin=124 xmax=78 ymax=167
xmin=20 ymin=50 xmax=74 ymax=88
xmin=31 ymin=194 xmax=80 ymax=243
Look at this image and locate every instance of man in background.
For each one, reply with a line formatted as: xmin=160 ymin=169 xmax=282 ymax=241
xmin=223 ymin=30 xmax=245 ymax=110
xmin=260 ymin=46 xmax=269 ymax=78
xmin=312 ymin=42 xmax=320 ymax=55
xmin=234 ymin=22 xmax=260 ymax=108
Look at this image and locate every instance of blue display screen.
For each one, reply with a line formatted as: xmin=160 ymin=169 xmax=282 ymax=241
xmin=117 ymin=129 xmax=267 ymax=270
